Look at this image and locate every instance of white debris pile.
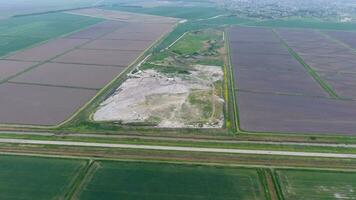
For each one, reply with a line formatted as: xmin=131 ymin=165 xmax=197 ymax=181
xmin=93 ymin=65 xmax=224 ymax=128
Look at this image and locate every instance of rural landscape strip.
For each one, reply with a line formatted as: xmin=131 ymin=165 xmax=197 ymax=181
xmin=1 ymin=138 xmax=356 ymax=159
xmin=4 ymin=130 xmax=356 ymax=148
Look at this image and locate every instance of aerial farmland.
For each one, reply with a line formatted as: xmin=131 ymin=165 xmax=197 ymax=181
xmin=229 ymin=26 xmax=356 ymax=135
xmin=1 ymin=0 xmax=356 ymax=200
xmin=0 ymin=8 xmax=177 ymax=126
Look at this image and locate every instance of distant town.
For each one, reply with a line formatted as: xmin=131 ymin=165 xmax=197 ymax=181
xmin=217 ymin=0 xmax=356 ymax=21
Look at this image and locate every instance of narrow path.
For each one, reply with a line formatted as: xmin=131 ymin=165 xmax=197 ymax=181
xmin=1 ymin=138 xmax=356 ymax=159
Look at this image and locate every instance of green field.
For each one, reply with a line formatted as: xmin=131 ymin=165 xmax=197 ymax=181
xmin=0 ymin=12 xmax=102 ymax=57
xmin=78 ymin=161 xmax=266 ymax=200
xmin=170 ymin=31 xmax=220 ymax=55
xmin=170 ymin=33 xmax=205 ymax=55
xmin=276 ymin=169 xmax=356 ymax=200
xmin=247 ymin=17 xmax=356 ymax=30
xmin=0 ymin=155 xmax=86 ymax=200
